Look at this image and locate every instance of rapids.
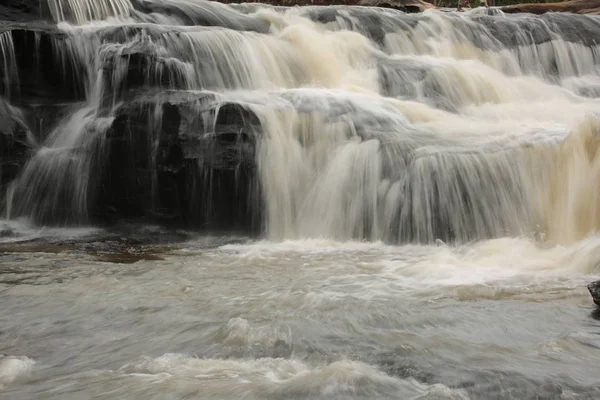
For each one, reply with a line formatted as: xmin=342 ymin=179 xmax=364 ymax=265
xmin=1 ymin=0 xmax=600 ymax=399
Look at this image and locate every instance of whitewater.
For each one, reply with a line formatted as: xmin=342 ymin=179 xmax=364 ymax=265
xmin=1 ymin=0 xmax=600 ymax=399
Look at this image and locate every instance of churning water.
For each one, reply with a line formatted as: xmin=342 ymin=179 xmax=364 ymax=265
xmin=1 ymin=0 xmax=600 ymax=399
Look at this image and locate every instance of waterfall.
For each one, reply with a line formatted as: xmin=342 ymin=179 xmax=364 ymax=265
xmin=2 ymin=1 xmax=600 ymax=244
xmin=47 ymin=0 xmax=133 ymax=24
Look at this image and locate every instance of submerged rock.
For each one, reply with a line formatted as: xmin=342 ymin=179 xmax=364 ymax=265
xmin=588 ymin=281 xmax=600 ymax=307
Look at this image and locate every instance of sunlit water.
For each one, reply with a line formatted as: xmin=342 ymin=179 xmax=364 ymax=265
xmin=2 ymin=0 xmax=600 ymax=398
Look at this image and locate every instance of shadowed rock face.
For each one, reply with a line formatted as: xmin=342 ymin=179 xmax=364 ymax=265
xmin=0 ymin=99 xmax=31 ymax=197
xmin=95 ymin=92 xmax=262 ymax=231
xmin=0 ymin=25 xmax=86 ymax=105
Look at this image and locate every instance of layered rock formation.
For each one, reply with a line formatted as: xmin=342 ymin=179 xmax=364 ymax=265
xmin=0 ymin=7 xmax=263 ymax=229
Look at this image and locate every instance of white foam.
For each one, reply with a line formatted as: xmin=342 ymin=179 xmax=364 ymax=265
xmin=217 ymin=236 xmax=600 ymax=295
xmin=0 ymin=356 xmax=34 ymax=389
xmin=0 ymin=218 xmax=103 ymax=244
xmin=118 ymin=353 xmax=468 ymax=399
xmin=219 ymin=238 xmax=394 ymax=255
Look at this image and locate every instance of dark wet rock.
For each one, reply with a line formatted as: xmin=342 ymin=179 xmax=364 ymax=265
xmin=588 ymin=280 xmax=600 ymax=307
xmin=0 ymin=228 xmax=189 ymax=265
xmin=376 ymin=356 xmax=436 ymax=384
xmin=0 ymin=242 xmax=77 ymax=255
xmin=95 ymin=91 xmax=262 ymax=231
xmin=83 ymin=242 xmax=167 ymax=264
xmin=0 ymin=0 xmax=50 ymax=23
xmin=0 ymin=227 xmax=15 ymax=238
xmin=100 ymin=50 xmax=191 ymax=111
xmin=0 ymin=98 xmax=31 ymax=192
xmin=103 ymin=52 xmax=173 ymax=96
xmin=0 ymin=25 xmax=87 ymax=105
xmin=0 ymin=25 xmax=82 ymax=147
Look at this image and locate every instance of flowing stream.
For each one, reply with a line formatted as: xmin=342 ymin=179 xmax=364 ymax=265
xmin=1 ymin=0 xmax=600 ymax=398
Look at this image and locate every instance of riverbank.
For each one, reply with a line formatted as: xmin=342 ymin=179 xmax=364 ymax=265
xmin=500 ymin=0 xmax=600 ymax=15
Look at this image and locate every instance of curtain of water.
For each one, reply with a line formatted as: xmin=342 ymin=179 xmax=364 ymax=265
xmin=47 ymin=0 xmax=133 ymax=24
xmin=2 ymin=3 xmax=600 ymax=244
xmin=0 ymin=31 xmax=18 ymax=100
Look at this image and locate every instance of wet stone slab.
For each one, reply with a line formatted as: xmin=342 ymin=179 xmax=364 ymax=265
xmin=0 ymin=229 xmax=191 ymax=269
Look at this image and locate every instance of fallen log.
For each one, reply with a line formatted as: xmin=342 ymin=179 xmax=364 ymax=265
xmin=500 ymin=0 xmax=600 ymax=15
xmin=356 ymin=0 xmax=435 ymax=12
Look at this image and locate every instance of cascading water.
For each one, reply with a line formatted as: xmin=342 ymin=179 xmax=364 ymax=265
xmin=4 ymin=2 xmax=600 ymax=399
xmin=2 ymin=0 xmax=600 ymax=244
xmin=47 ymin=0 xmax=133 ymax=24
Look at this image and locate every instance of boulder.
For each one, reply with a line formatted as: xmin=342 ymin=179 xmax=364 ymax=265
xmin=588 ymin=280 xmax=600 ymax=307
